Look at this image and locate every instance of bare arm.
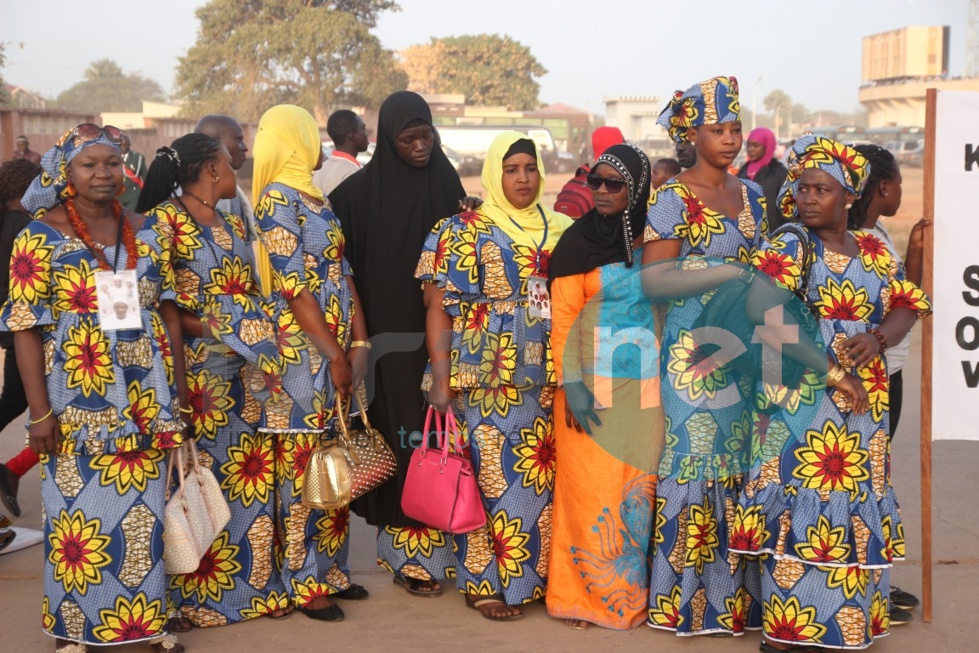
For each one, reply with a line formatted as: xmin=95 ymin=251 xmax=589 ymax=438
xmin=640 ymin=238 xmax=740 ymax=300
xmin=160 ymin=300 xmax=191 ymax=424
xmin=15 ymin=329 xmax=58 ymax=454
xmin=286 ymin=289 xmax=351 ymax=399
xmin=345 ymin=276 xmax=369 ymax=389
xmin=423 ymin=283 xmax=456 ymax=412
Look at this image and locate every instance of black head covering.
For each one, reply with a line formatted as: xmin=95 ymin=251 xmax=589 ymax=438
xmin=328 ymin=91 xmax=466 ymax=527
xmin=329 ymin=90 xmax=465 ymax=335
xmin=549 ymin=143 xmax=651 ymax=280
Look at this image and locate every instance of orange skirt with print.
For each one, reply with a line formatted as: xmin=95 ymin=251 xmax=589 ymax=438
xmin=546 ymin=374 xmax=664 ymax=629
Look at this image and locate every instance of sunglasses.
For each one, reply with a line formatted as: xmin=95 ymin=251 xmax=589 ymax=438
xmin=585 ymin=174 xmax=626 ymax=194
xmin=67 ymin=123 xmax=124 ymax=146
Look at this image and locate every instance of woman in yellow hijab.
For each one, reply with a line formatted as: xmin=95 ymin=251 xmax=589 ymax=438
xmin=415 ymin=131 xmax=570 ymax=621
xmin=252 ymin=105 xmax=370 ymax=623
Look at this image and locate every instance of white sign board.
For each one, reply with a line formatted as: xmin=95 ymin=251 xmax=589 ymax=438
xmin=932 ymin=90 xmax=979 ymax=440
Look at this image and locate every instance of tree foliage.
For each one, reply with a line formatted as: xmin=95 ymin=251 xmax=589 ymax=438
xmin=401 ymin=34 xmax=547 ymax=110
xmin=55 ymin=59 xmax=166 ymax=113
xmin=0 ymin=44 xmax=7 ymax=104
xmin=174 ymin=0 xmax=406 ymax=124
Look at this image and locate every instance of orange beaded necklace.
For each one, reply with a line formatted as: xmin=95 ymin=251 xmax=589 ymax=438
xmin=65 ymin=199 xmax=138 ymax=271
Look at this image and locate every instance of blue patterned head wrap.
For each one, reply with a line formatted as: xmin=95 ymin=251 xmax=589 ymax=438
xmin=777 ymin=133 xmax=871 ymax=220
xmin=22 ymin=124 xmax=123 ymax=218
xmin=656 ymin=76 xmax=741 ymax=144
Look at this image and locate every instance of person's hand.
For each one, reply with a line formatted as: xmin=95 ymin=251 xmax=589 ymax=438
xmin=459 ymin=196 xmax=483 ymax=212
xmin=843 ymin=332 xmax=881 ymax=368
xmin=29 ymin=412 xmax=59 ymax=455
xmin=907 ymin=218 xmax=931 ymax=254
xmin=428 ymin=374 xmax=458 ymax=413
xmin=835 ymin=373 xmax=869 ymax=415
xmin=330 ymin=353 xmax=352 ymax=399
xmin=347 ymin=346 xmax=368 ymax=391
xmin=564 ymin=382 xmax=602 ymax=436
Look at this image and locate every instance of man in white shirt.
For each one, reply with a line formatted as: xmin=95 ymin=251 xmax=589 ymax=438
xmin=314 ymin=110 xmax=370 ymax=197
xmin=194 ymin=115 xmax=257 ymax=238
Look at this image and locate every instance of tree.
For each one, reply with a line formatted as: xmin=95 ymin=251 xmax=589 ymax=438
xmin=401 ymin=35 xmax=547 ymax=110
xmin=174 ymin=0 xmax=406 ymax=124
xmin=56 ymin=59 xmax=166 ymax=112
xmin=763 ymin=89 xmax=792 ymax=140
xmin=0 ymin=44 xmax=7 ymax=104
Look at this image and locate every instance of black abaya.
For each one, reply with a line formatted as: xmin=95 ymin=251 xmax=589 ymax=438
xmin=329 ymin=91 xmax=466 ymax=526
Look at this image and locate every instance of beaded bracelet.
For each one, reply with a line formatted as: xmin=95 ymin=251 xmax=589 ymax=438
xmin=868 ymin=328 xmax=888 ymax=353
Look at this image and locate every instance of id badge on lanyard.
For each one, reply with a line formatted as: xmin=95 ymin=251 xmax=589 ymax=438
xmin=527 ymin=275 xmax=551 ymax=319
xmin=95 ymin=269 xmax=141 ymax=331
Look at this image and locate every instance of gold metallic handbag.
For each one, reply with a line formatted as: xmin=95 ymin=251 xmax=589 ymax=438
xmin=301 ymin=393 xmax=398 ymax=510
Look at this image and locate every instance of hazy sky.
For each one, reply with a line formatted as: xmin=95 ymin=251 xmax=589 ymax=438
xmin=0 ymin=0 xmax=968 ymax=115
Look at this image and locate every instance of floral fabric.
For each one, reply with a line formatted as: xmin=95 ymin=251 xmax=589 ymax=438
xmin=643 ymin=179 xmax=766 ymax=635
xmin=733 ymin=227 xmax=930 ymax=649
xmin=140 ymin=202 xmax=286 ymax=626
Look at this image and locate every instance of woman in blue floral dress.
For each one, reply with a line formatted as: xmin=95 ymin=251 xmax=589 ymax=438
xmin=136 ymin=133 xmax=288 ymax=628
xmin=5 ymin=125 xmax=188 ymax=652
xmin=732 ymin=135 xmax=931 ymax=651
xmin=417 ymin=131 xmax=571 ymax=621
xmin=252 ymin=105 xmax=369 ymax=623
xmin=642 ymin=76 xmax=766 ymax=636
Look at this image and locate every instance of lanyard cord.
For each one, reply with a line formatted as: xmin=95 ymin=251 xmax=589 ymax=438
xmin=505 ymin=205 xmax=549 ymax=255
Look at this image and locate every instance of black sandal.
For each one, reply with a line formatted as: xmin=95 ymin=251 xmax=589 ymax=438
xmin=335 ymin=583 xmax=370 ymax=600
xmin=0 ymin=464 xmax=18 ymax=518
xmin=298 ymin=602 xmax=344 ymax=622
xmin=0 ymin=529 xmax=14 ymax=553
xmin=393 ymin=574 xmax=442 ymax=598
xmin=166 ymin=616 xmax=194 ymax=633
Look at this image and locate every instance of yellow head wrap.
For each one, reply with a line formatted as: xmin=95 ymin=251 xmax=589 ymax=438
xmin=251 ymin=104 xmax=324 ymax=207
xmin=478 ymin=131 xmax=570 ymax=251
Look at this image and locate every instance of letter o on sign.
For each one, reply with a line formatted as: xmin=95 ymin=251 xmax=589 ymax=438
xmin=957 ymin=316 xmax=979 ymax=351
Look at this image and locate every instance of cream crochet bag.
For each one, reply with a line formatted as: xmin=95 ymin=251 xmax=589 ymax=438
xmin=163 ymin=441 xmax=230 ymax=574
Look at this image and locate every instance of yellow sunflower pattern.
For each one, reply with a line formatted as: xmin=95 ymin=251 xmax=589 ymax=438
xmin=92 ymin=594 xmax=167 ymax=643
xmin=62 ymin=318 xmax=115 ymax=398
xmin=48 ymin=510 xmax=112 ymax=595
xmin=512 ymin=416 xmax=555 ymax=494
xmin=220 ymin=432 xmax=275 ymax=507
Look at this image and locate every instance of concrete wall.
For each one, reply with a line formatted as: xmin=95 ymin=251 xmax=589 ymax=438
xmin=859 ymin=77 xmax=979 ymax=127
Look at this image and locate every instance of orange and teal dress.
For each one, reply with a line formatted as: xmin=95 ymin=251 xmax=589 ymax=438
xmin=255 ymin=184 xmax=356 ymax=606
xmin=0 ymin=220 xmax=184 ymax=647
xmin=644 ymin=178 xmax=767 ymax=635
xmin=141 ymin=201 xmax=286 ymax=626
xmin=415 ymin=208 xmax=563 ymax=606
xmin=731 ymin=228 xmax=931 ymax=649
xmin=546 ymin=247 xmax=663 ymax=629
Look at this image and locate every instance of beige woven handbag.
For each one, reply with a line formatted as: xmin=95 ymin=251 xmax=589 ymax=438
xmin=302 ymin=393 xmax=397 ymax=511
xmin=163 ymin=441 xmax=231 ymax=574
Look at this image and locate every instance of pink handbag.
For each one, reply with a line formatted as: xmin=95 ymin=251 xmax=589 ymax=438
xmin=401 ymin=407 xmax=486 ymax=534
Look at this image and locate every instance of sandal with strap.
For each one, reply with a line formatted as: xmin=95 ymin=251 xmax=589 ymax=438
xmin=335 ymin=583 xmax=370 ymax=600
xmin=266 ymin=604 xmax=295 ymax=620
xmin=56 ymin=644 xmax=88 ymax=653
xmin=393 ymin=574 xmax=442 ymax=598
xmin=149 ymin=633 xmax=183 ymax=652
xmin=465 ymin=594 xmax=523 ymax=621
